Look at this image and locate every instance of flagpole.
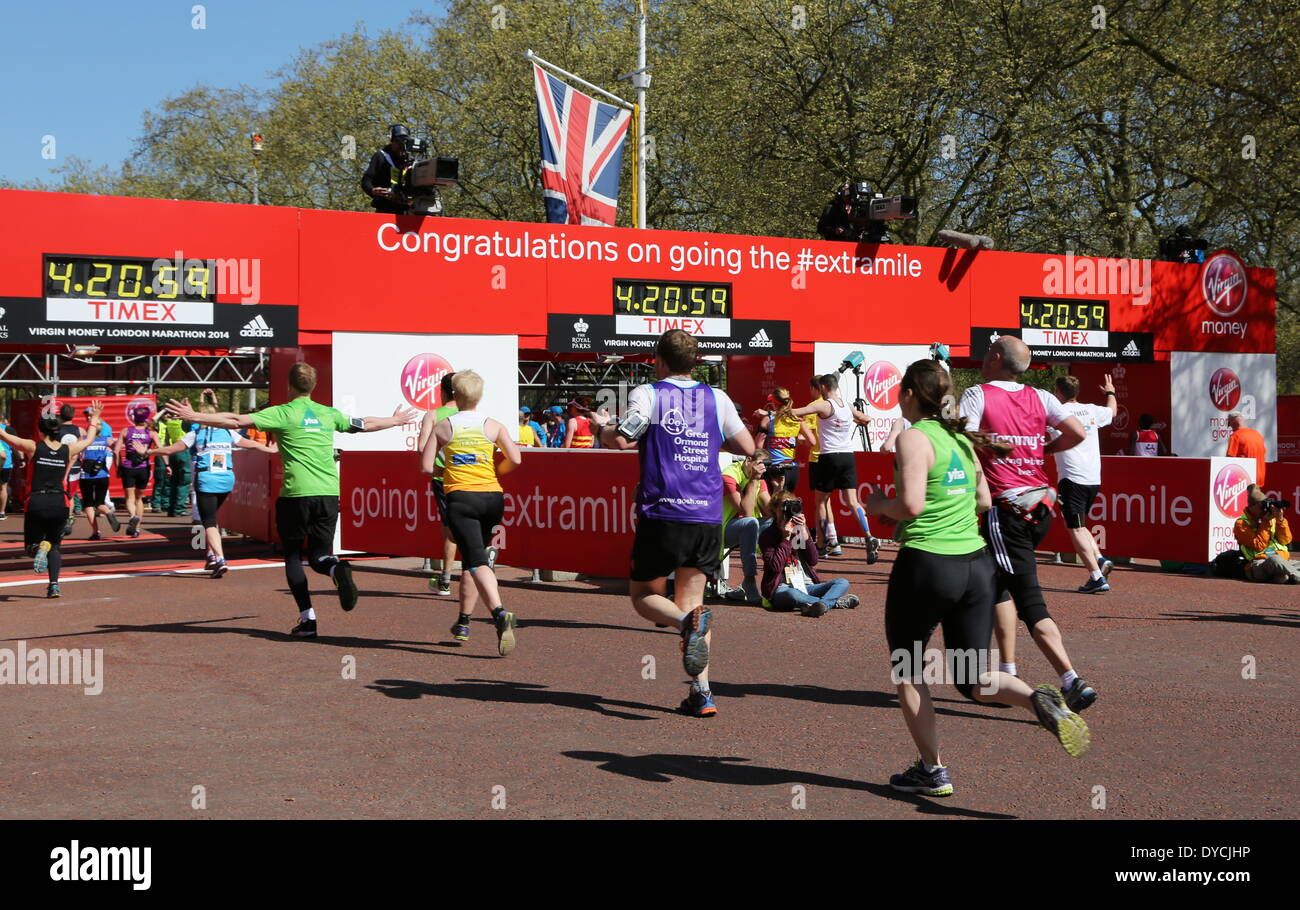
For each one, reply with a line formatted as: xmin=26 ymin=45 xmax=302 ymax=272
xmin=524 ymin=50 xmax=634 ymax=111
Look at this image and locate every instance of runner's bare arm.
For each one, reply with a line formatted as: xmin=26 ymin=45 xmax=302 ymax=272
xmin=866 ymin=428 xmax=931 ymax=520
xmin=356 ymin=404 xmax=419 ymax=432
xmin=492 ymin=419 xmax=522 ymax=466
xmin=418 ymin=419 xmax=451 ymax=475
xmin=67 ymin=401 xmax=106 ymax=457
xmin=417 ymin=411 xmax=436 ymax=451
xmin=1044 ymin=415 xmax=1086 ymax=455
xmin=235 ymin=436 xmax=277 ymax=454
xmin=791 ymin=401 xmax=831 ymax=419
xmin=0 ymin=425 xmax=35 ymax=457
xmin=166 ymin=398 xmax=252 ymax=430
xmin=721 ymin=428 xmax=757 ymax=457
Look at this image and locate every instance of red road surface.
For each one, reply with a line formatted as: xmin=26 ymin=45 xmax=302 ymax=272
xmin=0 ymin=529 xmax=1295 ymax=819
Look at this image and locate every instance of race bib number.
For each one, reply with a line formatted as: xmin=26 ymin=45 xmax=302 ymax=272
xmin=784 ymin=562 xmax=809 ymax=594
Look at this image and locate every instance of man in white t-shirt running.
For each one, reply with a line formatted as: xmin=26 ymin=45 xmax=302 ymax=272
xmin=1050 ymin=374 xmax=1118 ymax=594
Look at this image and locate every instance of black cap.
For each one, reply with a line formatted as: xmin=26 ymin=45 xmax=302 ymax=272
xmin=390 ymin=124 xmax=410 ymax=140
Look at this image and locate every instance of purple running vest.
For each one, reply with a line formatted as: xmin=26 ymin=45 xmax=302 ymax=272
xmin=122 ymin=426 xmax=153 ymax=467
xmin=637 ymin=380 xmax=723 ymax=523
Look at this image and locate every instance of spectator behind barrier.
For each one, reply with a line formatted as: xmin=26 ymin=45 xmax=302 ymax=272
xmin=1234 ymin=484 xmax=1299 ymax=584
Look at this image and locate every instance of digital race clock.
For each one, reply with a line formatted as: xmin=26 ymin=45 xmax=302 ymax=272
xmin=44 ymin=254 xmax=215 ymax=303
xmin=613 ymin=279 xmax=732 ymax=318
xmin=1019 ymin=297 xmax=1109 ymax=333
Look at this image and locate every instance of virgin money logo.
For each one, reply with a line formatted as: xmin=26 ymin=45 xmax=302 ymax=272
xmin=1208 ymin=368 xmax=1241 ymax=412
xmin=864 ymin=361 xmax=902 ymax=410
xmin=1201 ymin=251 xmax=1247 ymax=318
xmin=1213 ymin=463 xmax=1252 ymax=518
xmin=400 ymin=353 xmax=453 ymax=411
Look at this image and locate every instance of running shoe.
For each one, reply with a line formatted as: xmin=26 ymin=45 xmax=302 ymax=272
xmin=828 ymin=544 xmax=843 ymax=558
xmin=450 ymin=621 xmax=471 ymax=642
xmin=289 ymin=619 xmax=318 ymax=639
xmin=889 ymin=760 xmax=954 ymax=797
xmin=680 ymin=605 xmax=712 ymax=677
xmin=430 ymin=574 xmax=452 ymax=596
xmin=678 ymin=688 xmax=717 ymax=718
xmin=106 ymin=511 xmax=121 ymax=532
xmin=46 ymin=583 xmax=61 ymax=599
xmin=494 ymin=609 xmax=517 ymax=656
xmin=126 ymin=516 xmax=140 ymax=537
xmin=1100 ymin=557 xmax=1113 ymax=577
xmin=1077 ymin=577 xmax=1110 ymax=594
xmin=33 ymin=540 xmax=51 ymax=574
xmin=866 ymin=536 xmax=881 ymax=565
xmin=204 ymin=554 xmax=218 ymax=571
xmin=1063 ymin=677 xmax=1098 ymax=713
xmin=210 ymin=559 xmax=228 ymax=579
xmin=333 ymin=560 xmax=358 ymax=612
xmin=88 ymin=531 xmax=102 ymax=541
xmin=801 ymin=600 xmax=831 ymax=618
xmin=1030 ymin=684 xmax=1091 ymax=757
xmin=0 ymin=513 xmax=7 ymax=520
xmin=833 ymin=594 xmax=860 ymax=610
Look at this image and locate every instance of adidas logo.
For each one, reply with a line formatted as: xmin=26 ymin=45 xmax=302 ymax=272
xmin=749 ymin=328 xmax=774 ymax=348
xmin=240 ymin=314 xmax=275 ymax=338
xmin=1121 ymin=339 xmax=1140 ymax=357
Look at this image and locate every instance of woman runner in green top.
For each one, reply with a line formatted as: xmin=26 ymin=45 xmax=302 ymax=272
xmin=865 ymin=360 xmax=1091 ymax=798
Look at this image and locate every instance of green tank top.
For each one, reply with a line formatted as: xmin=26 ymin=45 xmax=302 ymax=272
xmin=895 ymin=419 xmax=985 ymax=555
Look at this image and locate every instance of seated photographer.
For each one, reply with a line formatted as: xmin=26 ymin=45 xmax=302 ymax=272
xmin=1234 ymin=485 xmax=1300 ymax=584
xmin=720 ymin=449 xmax=773 ymax=603
xmin=760 ymin=494 xmax=858 ymax=617
xmin=361 ymin=124 xmax=414 ymax=214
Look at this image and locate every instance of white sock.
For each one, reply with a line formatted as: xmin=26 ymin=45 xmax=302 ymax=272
xmin=1089 ymin=570 xmax=1103 ymax=581
xmin=921 ymin=759 xmax=942 ymax=773
xmin=675 ymin=611 xmax=691 ymax=631
xmin=1000 ymin=662 xmax=1017 ymax=677
xmin=690 ymin=678 xmax=708 ymax=694
xmin=299 ymin=608 xmax=316 ymax=621
xmin=1062 ymin=670 xmax=1079 ymax=689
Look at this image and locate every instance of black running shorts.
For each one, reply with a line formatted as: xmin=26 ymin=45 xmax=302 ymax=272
xmin=814 ymin=452 xmax=857 ymax=493
xmin=119 ymin=465 xmax=151 ymax=489
xmin=78 ymin=477 xmax=110 ymax=507
xmin=444 ymin=490 xmax=505 ymax=570
xmin=275 ymin=496 xmax=339 ymax=552
xmin=630 ymin=517 xmax=722 ymax=582
xmin=1058 ymin=478 xmax=1100 ymax=529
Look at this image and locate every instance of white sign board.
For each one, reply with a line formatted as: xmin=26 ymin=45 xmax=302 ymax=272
xmin=332 ymin=333 xmax=519 ymax=452
xmin=1207 ymin=456 xmax=1257 ymax=562
xmin=1170 ymin=352 xmax=1275 ymax=460
xmin=813 ymin=343 xmax=930 ymax=450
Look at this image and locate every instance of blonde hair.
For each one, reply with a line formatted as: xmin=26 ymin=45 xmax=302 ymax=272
xmin=452 ymin=370 xmax=484 ymax=408
xmin=771 ymin=386 xmax=794 ymax=424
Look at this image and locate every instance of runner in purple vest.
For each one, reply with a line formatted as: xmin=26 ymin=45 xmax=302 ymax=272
xmin=601 ymin=330 xmax=754 ymax=718
xmin=960 ymin=335 xmax=1099 ymax=713
xmin=116 ymin=405 xmax=160 ymax=538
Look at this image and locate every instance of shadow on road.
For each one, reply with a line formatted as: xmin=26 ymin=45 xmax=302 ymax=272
xmin=366 ymin=677 xmax=676 ymax=721
xmin=709 ymin=681 xmax=1036 ymax=725
xmin=562 ymin=750 xmax=1017 ymax=818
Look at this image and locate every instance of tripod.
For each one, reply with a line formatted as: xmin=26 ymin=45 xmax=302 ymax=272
xmin=849 ymin=365 xmax=873 ymax=452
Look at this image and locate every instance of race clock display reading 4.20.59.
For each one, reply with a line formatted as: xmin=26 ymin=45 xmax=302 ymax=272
xmin=1019 ymin=297 xmax=1109 ymax=332
xmin=613 ymin=279 xmax=732 ymax=318
xmin=44 ymin=254 xmax=216 ymax=303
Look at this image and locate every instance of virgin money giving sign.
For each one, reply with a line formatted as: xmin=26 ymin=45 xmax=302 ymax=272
xmin=1170 ymin=352 xmax=1276 ymax=460
xmin=813 ymin=344 xmax=930 ymax=450
xmin=1208 ymin=457 xmax=1257 ymax=561
xmin=331 ymin=333 xmax=519 ymax=453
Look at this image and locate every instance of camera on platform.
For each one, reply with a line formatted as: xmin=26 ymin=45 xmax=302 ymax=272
xmin=1157 ymin=225 xmax=1208 ymax=263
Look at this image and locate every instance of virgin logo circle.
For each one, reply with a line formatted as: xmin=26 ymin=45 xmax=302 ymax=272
xmin=400 ymin=353 xmax=454 ymax=411
xmin=1201 ymin=251 xmax=1247 ymax=318
xmin=1208 ymin=368 xmax=1241 ymax=412
xmin=1213 ymin=463 xmax=1252 ymax=519
xmin=864 ymin=361 xmax=902 ymax=410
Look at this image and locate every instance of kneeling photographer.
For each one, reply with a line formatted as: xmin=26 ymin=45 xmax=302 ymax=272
xmin=1233 ymin=485 xmax=1299 ymax=584
xmin=759 ymin=493 xmax=858 ymax=617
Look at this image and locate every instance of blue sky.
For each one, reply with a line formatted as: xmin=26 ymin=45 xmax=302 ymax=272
xmin=0 ymin=0 xmax=441 ymax=185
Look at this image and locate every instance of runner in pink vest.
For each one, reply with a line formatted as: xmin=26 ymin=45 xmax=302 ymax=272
xmin=960 ymin=335 xmax=1099 ymax=714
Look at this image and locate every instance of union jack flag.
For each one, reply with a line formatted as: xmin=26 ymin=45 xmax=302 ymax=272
xmin=533 ymin=63 xmax=632 ymax=226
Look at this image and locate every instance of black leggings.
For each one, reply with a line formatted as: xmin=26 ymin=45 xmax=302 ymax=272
xmin=276 ymin=496 xmax=340 ymax=612
xmin=25 ymin=492 xmax=68 ymax=583
xmin=885 ymin=545 xmax=996 ymax=701
xmin=982 ymin=504 xmax=1052 ymax=628
xmin=195 ymin=491 xmax=230 ymax=529
xmin=445 ymin=491 xmax=504 ymax=570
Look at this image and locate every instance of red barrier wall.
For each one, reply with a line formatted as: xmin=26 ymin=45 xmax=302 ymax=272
xmin=221 ymin=448 xmax=281 ymax=545
xmin=336 ymin=450 xmax=1233 ymax=575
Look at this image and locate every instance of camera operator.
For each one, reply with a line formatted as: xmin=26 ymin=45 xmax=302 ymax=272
xmin=1234 ymin=485 xmax=1300 ymax=584
xmin=817 ymin=183 xmax=861 ymax=242
xmin=361 ymin=125 xmax=415 ymax=214
xmin=759 ymin=493 xmax=858 ymax=617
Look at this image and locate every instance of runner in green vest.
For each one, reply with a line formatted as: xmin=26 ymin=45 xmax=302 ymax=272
xmin=417 ymin=372 xmax=460 ymax=596
xmin=865 ymin=359 xmax=1092 ymax=798
xmin=168 ymin=363 xmax=416 ymax=638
